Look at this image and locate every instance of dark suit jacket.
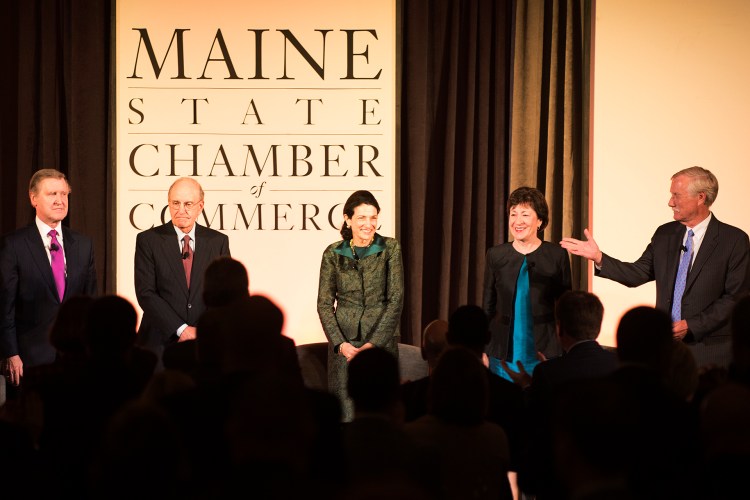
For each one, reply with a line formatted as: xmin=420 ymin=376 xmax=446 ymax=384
xmin=529 ymin=340 xmax=618 ymax=402
xmin=519 ymin=341 xmax=618 ymax=498
xmin=134 ymin=222 xmax=230 ymax=353
xmin=0 ymin=223 xmax=97 ymax=366
xmin=597 ymin=216 xmax=750 ymax=348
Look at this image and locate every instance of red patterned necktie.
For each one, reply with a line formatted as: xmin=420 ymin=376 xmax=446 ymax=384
xmin=182 ymin=234 xmax=193 ymax=287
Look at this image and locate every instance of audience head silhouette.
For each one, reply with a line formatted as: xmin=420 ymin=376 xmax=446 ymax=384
xmin=447 ymin=304 xmax=490 ymax=355
xmin=347 ymin=347 xmax=401 ymax=414
xmin=49 ymin=294 xmax=94 ymax=356
xmin=85 ymin=295 xmax=138 ymax=357
xmin=616 ymin=305 xmax=673 ymax=373
xmin=555 ymin=290 xmax=604 ymax=342
xmin=203 ymin=256 xmax=249 ymax=307
xmin=428 ymin=346 xmax=488 ymax=425
xmin=421 ymin=319 xmax=448 ymax=370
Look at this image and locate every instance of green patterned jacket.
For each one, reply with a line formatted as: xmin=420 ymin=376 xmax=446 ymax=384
xmin=316 ymin=233 xmax=404 ymax=353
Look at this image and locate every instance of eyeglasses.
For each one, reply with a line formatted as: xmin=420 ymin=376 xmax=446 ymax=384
xmin=169 ymin=201 xmax=199 ymax=212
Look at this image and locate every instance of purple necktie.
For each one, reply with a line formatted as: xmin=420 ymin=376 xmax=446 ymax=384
xmin=48 ymin=230 xmax=66 ymax=301
xmin=182 ymin=235 xmax=193 ymax=288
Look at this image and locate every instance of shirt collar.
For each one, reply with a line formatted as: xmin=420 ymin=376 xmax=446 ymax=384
xmin=173 ymin=223 xmax=197 ymax=243
xmin=36 ymin=216 xmax=62 ymax=243
xmin=685 ymin=212 xmax=711 ymax=242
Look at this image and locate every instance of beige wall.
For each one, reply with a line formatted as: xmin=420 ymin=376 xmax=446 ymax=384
xmin=592 ymin=0 xmax=750 ymax=346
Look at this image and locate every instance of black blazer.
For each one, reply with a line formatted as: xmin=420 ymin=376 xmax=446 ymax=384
xmin=134 ymin=222 xmax=230 ymax=351
xmin=482 ymin=241 xmax=572 ymax=360
xmin=597 ymin=215 xmax=750 ymax=345
xmin=0 ymin=223 xmax=97 ymax=366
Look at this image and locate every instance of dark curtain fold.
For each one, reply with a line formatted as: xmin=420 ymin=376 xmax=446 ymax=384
xmin=510 ymin=0 xmax=590 ymax=292
xmin=1 ymin=0 xmax=590 ymax=347
xmin=400 ymin=0 xmax=514 ymax=345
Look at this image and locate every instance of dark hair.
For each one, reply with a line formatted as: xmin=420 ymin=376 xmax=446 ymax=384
xmin=49 ymin=295 xmax=95 ymax=354
xmin=447 ymin=304 xmax=490 ymax=354
xmin=203 ymin=256 xmax=250 ymax=307
xmin=340 ymin=190 xmax=380 ymax=240
xmin=347 ymin=347 xmax=400 ymax=412
xmin=507 ymin=186 xmax=549 ymax=233
xmin=85 ymin=295 xmax=138 ymax=356
xmin=555 ymin=290 xmax=604 ymax=341
xmin=616 ymin=306 xmax=673 ymax=372
xmin=428 ymin=346 xmax=488 ymax=425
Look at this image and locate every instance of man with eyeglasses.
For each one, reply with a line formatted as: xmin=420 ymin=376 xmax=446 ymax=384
xmin=134 ymin=177 xmax=230 ymax=369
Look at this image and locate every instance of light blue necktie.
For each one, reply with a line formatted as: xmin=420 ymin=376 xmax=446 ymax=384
xmin=671 ymin=229 xmax=694 ymax=322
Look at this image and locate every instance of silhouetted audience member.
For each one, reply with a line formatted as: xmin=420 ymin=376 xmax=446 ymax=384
xmin=445 ymin=305 xmax=524 ymax=474
xmin=18 ymin=295 xmax=95 ymax=441
xmin=664 ymin=340 xmax=699 ymax=403
xmin=550 ymin=377 xmax=637 ymax=500
xmin=0 ymin=403 xmax=39 ymax=497
xmin=84 ymin=295 xmax=158 ymax=399
xmin=421 ymin=318 xmax=449 ymax=374
xmin=698 ymin=293 xmax=750 ymax=499
xmin=87 ymin=399 xmax=190 ymax=500
xmin=48 ymin=294 xmax=95 ymax=364
xmin=400 ymin=318 xmax=448 ymax=422
xmin=32 ymin=295 xmax=155 ymax=497
xmin=513 ymin=290 xmax=618 ymax=499
xmin=163 ymin=255 xmax=250 ymax=379
xmin=605 ymin=306 xmax=701 ymax=499
xmin=341 ymin=347 xmax=436 ymax=498
xmin=406 ymin=346 xmax=513 ymax=500
xmin=728 ymin=292 xmax=750 ymax=386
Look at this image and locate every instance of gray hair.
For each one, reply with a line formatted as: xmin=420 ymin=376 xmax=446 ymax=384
xmin=672 ymin=166 xmax=718 ymax=207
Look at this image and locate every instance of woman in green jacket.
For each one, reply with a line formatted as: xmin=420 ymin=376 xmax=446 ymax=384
xmin=317 ymin=190 xmax=404 ymax=421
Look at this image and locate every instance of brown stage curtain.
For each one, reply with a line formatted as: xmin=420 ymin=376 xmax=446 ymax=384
xmin=509 ymin=0 xmax=591 ymax=294
xmin=1 ymin=0 xmax=590 ymax=347
xmin=400 ymin=0 xmax=590 ymax=345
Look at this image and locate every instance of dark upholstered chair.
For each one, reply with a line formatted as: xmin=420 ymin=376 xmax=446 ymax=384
xmin=296 ymin=342 xmax=428 ymax=391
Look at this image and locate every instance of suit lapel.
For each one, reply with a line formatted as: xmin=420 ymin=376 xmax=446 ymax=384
xmin=60 ymin=227 xmax=77 ymax=300
xmin=686 ymin=216 xmax=719 ymax=291
xmin=666 ymin=224 xmax=684 ymax=291
xmin=159 ymin=223 xmax=190 ymax=296
xmin=22 ymin=224 xmax=58 ymax=300
xmin=189 ymin=224 xmax=210 ymax=298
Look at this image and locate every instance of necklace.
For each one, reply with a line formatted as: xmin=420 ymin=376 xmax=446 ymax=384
xmin=350 ymin=237 xmax=373 ymax=249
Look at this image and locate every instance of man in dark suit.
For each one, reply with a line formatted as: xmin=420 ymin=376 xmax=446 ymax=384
xmin=0 ymin=169 xmax=97 ymax=387
xmin=500 ymin=290 xmax=618 ymax=499
xmin=500 ymin=290 xmax=618 ymax=395
xmin=561 ymin=166 xmax=750 ymax=368
xmin=134 ymin=177 xmax=230 ymax=369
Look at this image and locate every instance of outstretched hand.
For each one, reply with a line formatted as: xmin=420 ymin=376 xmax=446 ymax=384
xmin=499 ymin=359 xmax=532 ymax=389
xmin=560 ymin=228 xmax=603 ymax=265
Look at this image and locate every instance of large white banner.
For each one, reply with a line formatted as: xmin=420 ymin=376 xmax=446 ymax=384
xmin=115 ymin=0 xmax=397 ymax=344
